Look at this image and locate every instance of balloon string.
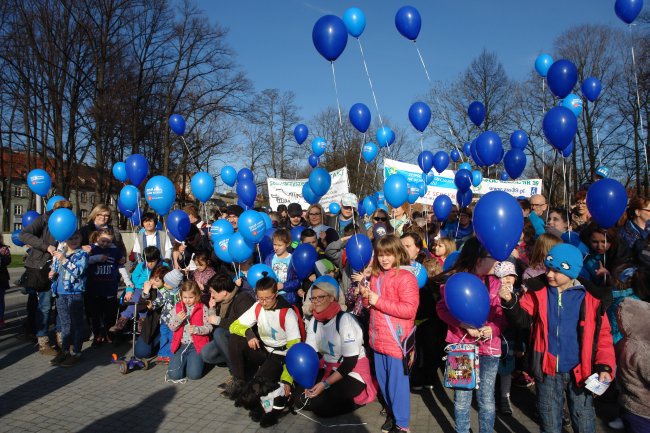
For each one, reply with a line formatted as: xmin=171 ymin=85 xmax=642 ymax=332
xmin=541 ymin=78 xmax=546 ymax=183
xmin=567 ymin=161 xmax=572 ymax=227
xmin=562 ymin=158 xmax=567 ymax=209
xmin=180 ymin=136 xmax=201 ymax=170
xmin=414 ymin=43 xmax=431 ymax=82
xmin=330 ymin=61 xmax=343 ymax=128
xmin=355 ymin=132 xmax=366 ymax=194
xmin=595 ymin=128 xmax=602 ymax=167
xmin=547 ymin=151 xmax=559 ymax=209
xmin=629 ymin=25 xmax=649 ymax=182
xmin=357 ymin=38 xmax=384 ymax=126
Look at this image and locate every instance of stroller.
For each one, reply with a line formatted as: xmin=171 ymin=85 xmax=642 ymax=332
xmin=111 ymin=294 xmax=151 ymax=374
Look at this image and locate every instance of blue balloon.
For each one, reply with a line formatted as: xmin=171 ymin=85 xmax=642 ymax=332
xmin=228 ymin=232 xmax=255 ymax=263
xmin=312 ymin=15 xmax=348 ymax=62
xmin=48 ymin=208 xmax=78 ymax=242
xmin=375 ymin=191 xmax=385 ymax=204
xmin=377 ymin=203 xmax=389 ymax=213
xmin=46 ymin=195 xmax=66 ymax=212
xmin=236 ymin=180 xmax=257 ymax=209
xmin=462 ymin=142 xmax=471 ymax=157
xmin=221 ymin=166 xmax=237 ymax=187
xmin=145 ymin=176 xmax=175 ymax=215
xmin=503 ymin=149 xmax=527 ymax=180
xmin=411 ymin=261 xmax=428 ymax=288
xmin=456 ymin=189 xmax=473 ymax=208
xmin=362 ymin=142 xmax=379 ymax=163
xmin=581 ymin=77 xmax=602 ymax=102
xmin=543 ymin=106 xmax=578 ymax=151
xmin=534 ymin=54 xmax=554 ymax=78
xmin=476 ymin=131 xmax=503 ymax=166
xmin=119 ymin=185 xmax=139 ymax=212
xmin=358 ymin=199 xmax=366 ymax=218
xmin=395 ymin=5 xmax=421 ymax=40
xmin=471 ymin=170 xmax=483 ymax=187
xmin=191 ymin=172 xmax=215 ymax=203
xmin=349 ymin=103 xmax=371 ymax=133
xmin=112 ymin=162 xmax=127 ymax=183
xmin=311 ymin=137 xmax=327 ymax=157
xmin=443 ymin=251 xmax=460 ymax=272
xmin=376 ymin=126 xmax=394 ymax=148
xmin=562 ymin=141 xmax=575 ymax=158
xmin=302 ymin=182 xmax=321 ymax=205
xmin=454 ymin=169 xmax=472 ymax=192
xmin=308 ymin=154 xmax=319 ymax=168
xmin=586 ymin=178 xmax=628 ymax=228
xmin=291 ymin=226 xmax=306 ymax=243
xmin=470 ymin=139 xmax=486 ymax=168
xmin=237 ymin=168 xmax=254 ymax=184
xmin=309 ymin=167 xmax=331 ymax=196
xmin=418 ymin=150 xmax=434 ymax=174
xmin=329 ymin=203 xmax=341 ymax=214
xmin=384 ymin=174 xmax=408 ymax=207
xmin=27 ymin=169 xmax=52 ymax=196
xmin=547 ymin=59 xmax=578 ymax=99
xmin=210 ymin=220 xmax=234 ymax=243
xmin=169 ymin=114 xmax=186 ymax=135
xmin=260 ymin=212 xmax=273 ymax=231
xmin=286 ymin=343 xmax=320 ymax=388
xmin=450 ymin=149 xmax=461 ymax=162
xmin=130 ymin=208 xmax=142 ymax=226
xmin=363 ymin=196 xmax=378 ymax=216
xmin=433 ymin=195 xmax=452 ymax=221
xmin=433 ymin=151 xmax=450 ymax=173
xmin=510 ymin=130 xmax=528 ymax=150
xmin=22 ymin=210 xmax=40 ymax=228
xmin=238 ymin=210 xmax=266 ymax=244
xmin=167 ymin=210 xmax=191 ymax=242
xmin=248 ymin=264 xmax=277 ymax=288
xmin=213 ymin=234 xmax=232 ymax=263
xmin=342 ymin=7 xmax=366 ymax=37
xmin=408 ymin=101 xmax=431 ymax=132
xmin=407 ymin=184 xmax=420 ymax=205
xmin=258 ymin=230 xmax=275 ymax=261
xmin=467 ymin=101 xmax=485 ymax=127
xmin=500 ymin=172 xmax=510 ymax=181
xmin=474 ymin=191 xmax=524 ymax=261
xmin=294 ymin=124 xmax=308 ymax=144
xmin=459 ymin=162 xmax=472 ymax=172
xmin=292 ymin=243 xmax=319 ymax=280
xmin=117 ymin=197 xmax=133 ymax=217
xmin=125 ymin=154 xmax=149 ymax=187
xmin=562 ymin=93 xmax=583 ymax=117
xmin=615 ymin=0 xmax=644 ymax=24
xmin=12 ymin=229 xmax=24 ymax=247
xmin=345 ymin=234 xmax=373 ymax=271
xmin=444 ymin=272 xmax=490 ymax=328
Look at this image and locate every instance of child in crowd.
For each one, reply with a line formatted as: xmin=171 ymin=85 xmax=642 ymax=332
xmin=432 ymin=237 xmax=455 ymax=268
xmin=48 ymin=231 xmax=89 ymax=367
xmin=580 ymin=223 xmax=620 ymax=285
xmin=264 ymin=229 xmax=300 ymax=305
xmin=500 ymin=243 xmax=616 ymax=433
xmin=361 ymin=235 xmax=419 ymax=433
xmin=166 ymin=280 xmax=212 ymax=381
xmin=86 ymin=228 xmax=133 ymax=345
xmin=132 ymin=212 xmax=172 ymax=264
xmin=191 ymin=251 xmax=216 ymax=305
xmin=142 ymin=268 xmax=181 ymax=364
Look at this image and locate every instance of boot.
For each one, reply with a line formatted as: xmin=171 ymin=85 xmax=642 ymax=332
xmin=38 ymin=336 xmax=60 ymax=356
xmin=109 ymin=316 xmax=129 ymax=333
xmin=500 ymin=396 xmax=513 ymax=415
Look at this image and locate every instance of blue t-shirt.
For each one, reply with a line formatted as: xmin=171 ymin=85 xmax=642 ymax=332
xmin=272 ymin=254 xmax=292 ymax=283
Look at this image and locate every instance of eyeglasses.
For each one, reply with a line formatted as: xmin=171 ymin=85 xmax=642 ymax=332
xmin=289 ymin=214 xmax=302 ymax=218
xmin=530 ymin=203 xmax=546 ymax=208
xmin=575 ymin=201 xmax=586 ymax=206
xmin=308 ymin=212 xmax=321 ymax=216
xmin=97 ymin=214 xmax=111 ymax=218
xmin=309 ymin=295 xmax=329 ymax=303
xmin=256 ymin=294 xmax=276 ymax=303
xmin=640 ymin=208 xmax=650 ymax=212
xmin=374 ymin=217 xmax=387 ymax=222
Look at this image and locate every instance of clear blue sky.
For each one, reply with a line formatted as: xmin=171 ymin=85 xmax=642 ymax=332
xmin=197 ymin=0 xmax=624 ymax=133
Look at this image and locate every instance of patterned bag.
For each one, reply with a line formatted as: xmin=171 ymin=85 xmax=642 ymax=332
xmin=443 ymin=343 xmax=480 ymax=390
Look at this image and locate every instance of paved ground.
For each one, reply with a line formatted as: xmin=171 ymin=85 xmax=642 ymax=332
xmin=0 ymin=268 xmax=616 ymax=433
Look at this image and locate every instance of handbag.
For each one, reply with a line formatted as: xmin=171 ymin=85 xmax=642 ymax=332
xmin=376 ymin=275 xmax=417 ymax=375
xmin=21 ymin=266 xmax=52 ymax=292
xmin=443 ymin=342 xmax=480 ymax=390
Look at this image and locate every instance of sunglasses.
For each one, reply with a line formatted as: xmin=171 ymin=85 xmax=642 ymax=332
xmin=308 ymin=212 xmax=321 ymax=216
xmin=374 ymin=217 xmax=387 ymax=222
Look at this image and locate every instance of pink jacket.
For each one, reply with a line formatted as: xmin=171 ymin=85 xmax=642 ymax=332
xmin=436 ymin=274 xmax=507 ymax=356
xmin=364 ymin=269 xmax=419 ymax=359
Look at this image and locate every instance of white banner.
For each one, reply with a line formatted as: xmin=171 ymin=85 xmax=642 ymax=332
xmin=267 ymin=167 xmax=349 ymax=210
xmin=383 ymin=159 xmax=542 ymax=203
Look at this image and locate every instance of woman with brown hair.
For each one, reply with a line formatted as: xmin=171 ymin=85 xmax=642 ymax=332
xmin=619 ymin=195 xmax=650 ymax=249
xmin=390 ymin=203 xmax=410 ymax=236
xmin=80 ymin=204 xmax=125 ymax=256
xmin=570 ymin=190 xmax=591 ymax=232
xmin=367 ymin=208 xmax=394 ymax=241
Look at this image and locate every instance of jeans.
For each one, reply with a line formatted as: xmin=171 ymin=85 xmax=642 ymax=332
xmin=200 ymin=327 xmax=230 ymax=367
xmin=454 ymin=355 xmax=499 ymax=433
xmin=158 ymin=323 xmax=173 ymax=358
xmin=36 ymin=290 xmax=54 ymax=337
xmin=56 ymin=293 xmax=85 ymax=354
xmin=120 ymin=288 xmax=147 ymax=320
xmin=536 ymin=372 xmax=596 ymax=433
xmin=167 ymin=343 xmax=204 ymax=380
xmin=135 ymin=333 xmax=160 ymax=359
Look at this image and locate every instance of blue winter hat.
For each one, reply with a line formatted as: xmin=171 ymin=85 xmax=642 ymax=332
xmin=544 ymin=244 xmax=584 ymax=279
xmin=595 ymin=166 xmax=610 ymax=178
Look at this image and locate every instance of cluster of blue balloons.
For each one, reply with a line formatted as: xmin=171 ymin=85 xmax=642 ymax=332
xmin=220 ymin=166 xmax=257 ymax=209
xmin=503 ymin=130 xmax=528 ymax=180
xmin=213 ymin=209 xmax=273 ymax=264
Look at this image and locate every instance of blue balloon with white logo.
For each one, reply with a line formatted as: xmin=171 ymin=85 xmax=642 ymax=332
xmin=27 ymin=169 xmax=52 ymax=197
xmin=362 ymin=142 xmax=378 ymax=163
xmin=228 ymin=232 xmax=255 ymax=263
xmin=562 ymin=93 xmax=583 ymax=117
xmin=145 ymin=176 xmax=175 ymax=216
xmin=312 ymin=137 xmax=327 ymax=157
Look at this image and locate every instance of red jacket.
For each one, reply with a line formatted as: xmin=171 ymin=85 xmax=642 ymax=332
xmin=503 ymin=275 xmax=616 ymax=386
xmin=364 ymin=269 xmax=419 ymax=359
xmin=171 ymin=302 xmax=209 ymax=354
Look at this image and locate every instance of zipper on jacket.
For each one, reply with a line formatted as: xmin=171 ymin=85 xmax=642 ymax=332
xmin=556 ymin=291 xmax=561 ymax=372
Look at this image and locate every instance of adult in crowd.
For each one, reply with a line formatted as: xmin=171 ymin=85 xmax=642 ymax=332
xmin=367 ymin=208 xmax=394 ymax=241
xmin=528 ymin=194 xmax=548 ymax=236
xmin=619 ymin=195 xmax=649 ymax=250
xmin=184 ymin=204 xmax=210 ymax=235
xmin=546 ymin=207 xmax=570 ymax=237
xmin=285 ymin=203 xmax=307 ymax=230
xmin=328 ymin=193 xmax=358 ymax=237
xmin=276 ymin=204 xmax=289 ymax=228
xmin=132 ymin=212 xmax=172 ymax=263
xmin=19 ymin=199 xmax=74 ymax=355
xmin=571 ymin=190 xmax=591 ymax=232
xmin=305 ymin=204 xmax=339 ymax=249
xmin=390 ymin=203 xmax=409 ymax=236
xmin=80 ymin=204 xmax=125 ymax=256
xmin=442 ymin=208 xmax=474 ymax=248
xmin=224 ymin=204 xmax=244 ymax=232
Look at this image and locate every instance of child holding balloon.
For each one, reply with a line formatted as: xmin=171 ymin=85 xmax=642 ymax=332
xmin=264 ymin=229 xmax=301 ymax=306
xmin=360 ymin=235 xmax=419 ymax=433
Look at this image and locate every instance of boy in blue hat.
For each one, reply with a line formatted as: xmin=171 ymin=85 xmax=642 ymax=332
xmin=499 ymin=243 xmax=616 ymax=433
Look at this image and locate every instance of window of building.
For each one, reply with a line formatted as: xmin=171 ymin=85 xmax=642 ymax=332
xmin=13 ymin=186 xmax=24 ymax=197
xmin=14 ymin=223 xmax=23 ymax=231
xmin=14 ymin=205 xmax=23 ymax=215
xmin=80 ymin=209 xmax=88 ymax=219
xmin=90 ymin=194 xmax=95 ymax=204
xmin=81 ymin=192 xmax=87 ymax=203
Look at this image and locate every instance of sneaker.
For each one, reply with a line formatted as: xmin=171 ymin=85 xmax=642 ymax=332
xmin=50 ymin=351 xmax=68 ymax=366
xmin=109 ymin=316 xmax=129 ymax=333
xmin=513 ymin=371 xmax=535 ymax=388
xmin=272 ymin=396 xmax=288 ymax=411
xmin=500 ymin=396 xmax=513 ymax=415
xmin=381 ymin=415 xmax=395 ymax=433
xmin=608 ymin=418 xmax=624 ymax=430
xmin=389 ymin=426 xmax=409 ymax=433
xmin=59 ymin=353 xmax=80 ymax=367
xmin=38 ymin=336 xmax=60 ymax=356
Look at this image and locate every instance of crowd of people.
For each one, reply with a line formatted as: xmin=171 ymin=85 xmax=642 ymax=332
xmin=1 ymin=189 xmax=649 ymax=433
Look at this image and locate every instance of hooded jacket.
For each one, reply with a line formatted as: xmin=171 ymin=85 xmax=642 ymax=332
xmin=502 ymin=274 xmax=615 ymax=386
xmin=616 ymin=298 xmax=650 ymax=419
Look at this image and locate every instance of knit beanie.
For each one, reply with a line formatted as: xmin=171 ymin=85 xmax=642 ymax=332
xmin=164 ymin=269 xmax=183 ymax=288
xmin=314 ymin=259 xmax=336 ymax=277
xmin=312 ymin=275 xmax=340 ymax=298
xmin=544 ymin=244 xmax=584 ymax=279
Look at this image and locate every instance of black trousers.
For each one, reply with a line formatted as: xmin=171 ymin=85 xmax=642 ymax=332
xmin=228 ymin=334 xmax=285 ymax=381
xmin=295 ymin=372 xmax=366 ymax=418
xmin=88 ymin=294 xmax=118 ymax=337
